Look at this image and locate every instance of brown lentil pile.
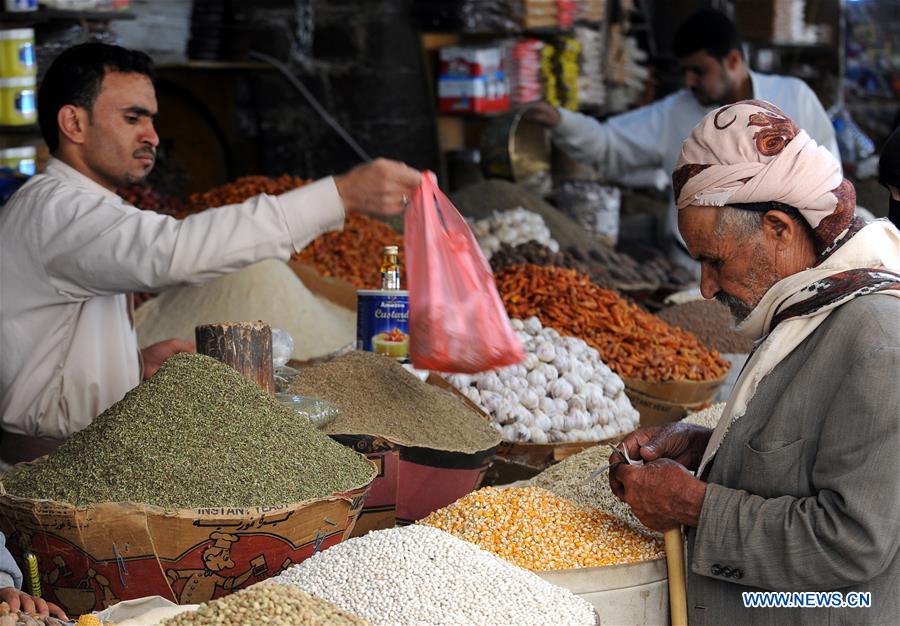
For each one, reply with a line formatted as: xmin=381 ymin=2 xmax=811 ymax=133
xmin=420 ymin=486 xmax=662 ymax=571
xmin=296 ymin=212 xmax=404 ymax=289
xmin=528 ymin=445 xmax=644 ymax=531
xmin=182 ymin=174 xmax=309 ymax=217
xmin=289 ymin=351 xmax=500 ymax=454
xmin=160 ymin=583 xmax=369 ymax=626
xmin=0 ymin=602 xmax=68 ymax=626
xmin=2 ymin=354 xmax=374 ymax=508
xmin=490 ymin=241 xmax=613 ymax=289
xmin=495 ymin=264 xmax=729 ymax=382
xmin=658 ymin=300 xmax=755 ymax=354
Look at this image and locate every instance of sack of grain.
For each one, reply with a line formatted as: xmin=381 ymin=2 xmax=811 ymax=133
xmin=0 ymin=355 xmax=376 ymax=614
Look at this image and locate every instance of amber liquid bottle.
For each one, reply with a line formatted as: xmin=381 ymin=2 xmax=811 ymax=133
xmin=380 ymin=245 xmax=400 ymax=290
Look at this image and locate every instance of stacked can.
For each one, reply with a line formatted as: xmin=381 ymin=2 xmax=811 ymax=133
xmin=0 ymin=27 xmax=37 ymax=127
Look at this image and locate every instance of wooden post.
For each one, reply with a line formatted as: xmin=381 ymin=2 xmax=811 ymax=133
xmin=195 ymin=321 xmax=275 ymax=395
xmin=665 ymin=527 xmax=688 ymax=626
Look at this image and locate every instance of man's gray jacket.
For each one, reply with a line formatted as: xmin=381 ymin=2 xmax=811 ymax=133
xmin=687 ymin=294 xmax=900 ymax=625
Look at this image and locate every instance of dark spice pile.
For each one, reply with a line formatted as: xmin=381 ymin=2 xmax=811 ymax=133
xmin=568 ymin=244 xmax=695 ymax=290
xmin=489 ymin=241 xmax=613 ymax=289
xmin=2 ymin=354 xmax=375 ymax=508
xmin=289 ymin=352 xmax=501 ymax=454
xmin=658 ymin=300 xmax=755 ymax=353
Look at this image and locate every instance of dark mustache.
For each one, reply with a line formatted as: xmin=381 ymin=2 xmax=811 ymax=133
xmin=133 ymin=148 xmax=156 ymax=159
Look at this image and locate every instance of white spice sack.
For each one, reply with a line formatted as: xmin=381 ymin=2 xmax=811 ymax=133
xmin=135 ymin=260 xmax=355 ymax=361
xmin=274 ymin=525 xmax=596 ymax=626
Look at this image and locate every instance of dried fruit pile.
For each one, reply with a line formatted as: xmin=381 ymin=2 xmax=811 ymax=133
xmin=182 ymin=174 xmax=309 ymax=217
xmin=296 ymin=212 xmax=404 ymax=289
xmin=119 ymin=184 xmax=183 ymax=217
xmin=495 ymin=264 xmax=728 ymax=382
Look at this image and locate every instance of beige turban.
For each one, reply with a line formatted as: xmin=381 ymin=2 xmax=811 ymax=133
xmin=673 ymin=99 xmax=855 ymax=255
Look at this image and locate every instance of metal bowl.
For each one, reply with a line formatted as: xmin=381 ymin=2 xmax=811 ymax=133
xmin=480 ymin=108 xmax=551 ymax=184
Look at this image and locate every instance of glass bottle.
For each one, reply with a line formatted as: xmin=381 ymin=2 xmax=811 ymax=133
xmin=380 ymin=245 xmax=400 ymax=290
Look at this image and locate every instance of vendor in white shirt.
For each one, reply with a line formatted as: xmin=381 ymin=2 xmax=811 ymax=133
xmin=0 ymin=43 xmax=421 ymax=466
xmin=528 ymin=8 xmax=840 ymax=271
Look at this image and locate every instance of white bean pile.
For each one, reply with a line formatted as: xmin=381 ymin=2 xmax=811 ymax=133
xmin=471 ymin=207 xmax=560 ymax=260
xmin=684 ymin=402 xmax=726 ymax=430
xmin=446 ymin=317 xmax=640 ymax=444
xmin=274 ymin=525 xmax=596 ymax=626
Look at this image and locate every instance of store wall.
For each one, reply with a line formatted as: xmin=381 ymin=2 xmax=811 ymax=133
xmin=118 ymin=0 xmax=439 ymax=190
xmin=253 ymin=0 xmax=440 ymax=179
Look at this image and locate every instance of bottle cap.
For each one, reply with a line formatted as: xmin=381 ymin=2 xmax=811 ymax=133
xmin=384 ymin=245 xmax=399 ymax=255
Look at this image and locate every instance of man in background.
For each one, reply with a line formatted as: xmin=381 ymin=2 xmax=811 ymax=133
xmin=529 ymin=8 xmax=839 ymax=273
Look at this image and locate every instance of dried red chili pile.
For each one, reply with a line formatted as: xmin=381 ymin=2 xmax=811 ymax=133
xmin=495 ymin=264 xmax=729 ymax=382
xmin=296 ymin=212 xmax=404 ymax=289
xmin=181 ymin=174 xmax=309 ymax=217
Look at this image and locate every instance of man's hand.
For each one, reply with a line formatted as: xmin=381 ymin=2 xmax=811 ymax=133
xmin=610 ymin=459 xmax=707 ymax=532
xmin=525 ymin=101 xmax=562 ymax=127
xmin=0 ymin=587 xmax=68 ymax=619
xmin=334 ymin=158 xmax=421 ymax=217
xmin=610 ymin=423 xmax=712 ymax=506
xmin=141 ymin=339 xmax=195 ymax=379
xmin=619 ymin=422 xmax=713 ymax=470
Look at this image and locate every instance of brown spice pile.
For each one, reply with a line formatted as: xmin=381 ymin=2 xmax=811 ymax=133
xmin=495 ymin=264 xmax=729 ymax=382
xmin=658 ymin=300 xmax=755 ymax=353
xmin=288 ymin=351 xmax=500 ymax=453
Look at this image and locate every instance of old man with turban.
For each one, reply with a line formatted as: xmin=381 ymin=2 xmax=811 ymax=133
xmin=609 ymin=100 xmax=900 ymax=625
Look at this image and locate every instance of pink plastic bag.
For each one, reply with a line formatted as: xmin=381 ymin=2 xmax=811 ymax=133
xmin=404 ymin=171 xmax=524 ymax=373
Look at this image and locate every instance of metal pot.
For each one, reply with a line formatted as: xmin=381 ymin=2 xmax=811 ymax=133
xmin=480 ymin=108 xmax=551 ymax=189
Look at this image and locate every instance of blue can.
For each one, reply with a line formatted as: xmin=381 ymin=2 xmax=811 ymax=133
xmin=357 ymin=289 xmax=409 ymax=361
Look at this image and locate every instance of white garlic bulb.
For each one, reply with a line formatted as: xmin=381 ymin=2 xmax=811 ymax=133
xmin=536 ymin=341 xmax=556 ymax=363
xmin=550 ymin=378 xmax=574 ymax=400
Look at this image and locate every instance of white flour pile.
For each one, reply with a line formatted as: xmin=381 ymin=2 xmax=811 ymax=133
xmin=135 ymin=260 xmax=355 ymax=361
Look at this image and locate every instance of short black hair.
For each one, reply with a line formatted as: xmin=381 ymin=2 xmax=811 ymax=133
xmin=673 ymin=9 xmax=743 ymax=61
xmin=38 ymin=42 xmax=155 ymax=153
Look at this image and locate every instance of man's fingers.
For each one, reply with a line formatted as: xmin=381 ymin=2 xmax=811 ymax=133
xmin=48 ymin=602 xmax=68 ymax=620
xmin=373 ymin=159 xmax=421 ymax=193
xmin=640 ymin=430 xmax=669 ymax=461
xmin=18 ymin=592 xmax=35 ymax=615
xmin=4 ymin=592 xmax=20 ymax=613
xmin=640 ymin=424 xmax=688 ymax=462
xmin=33 ymin=596 xmax=49 ymax=617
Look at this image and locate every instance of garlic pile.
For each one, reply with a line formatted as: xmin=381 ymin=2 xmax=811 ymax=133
xmin=446 ymin=317 xmax=640 ymax=444
xmin=471 ymin=207 xmax=560 ymax=260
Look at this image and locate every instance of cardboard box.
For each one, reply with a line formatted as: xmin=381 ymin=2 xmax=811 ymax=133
xmin=625 ymin=387 xmax=709 ymax=427
xmin=495 ymin=440 xmax=609 ymax=470
xmin=0 ymin=479 xmax=373 ymax=614
xmin=621 ymin=372 xmax=726 ymax=406
xmin=438 ymin=76 xmax=510 ymax=114
xmin=439 ymin=45 xmax=504 ymax=78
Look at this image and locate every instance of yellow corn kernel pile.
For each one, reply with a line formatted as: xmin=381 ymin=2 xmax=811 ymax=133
xmin=420 ymin=486 xmax=663 ymax=571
